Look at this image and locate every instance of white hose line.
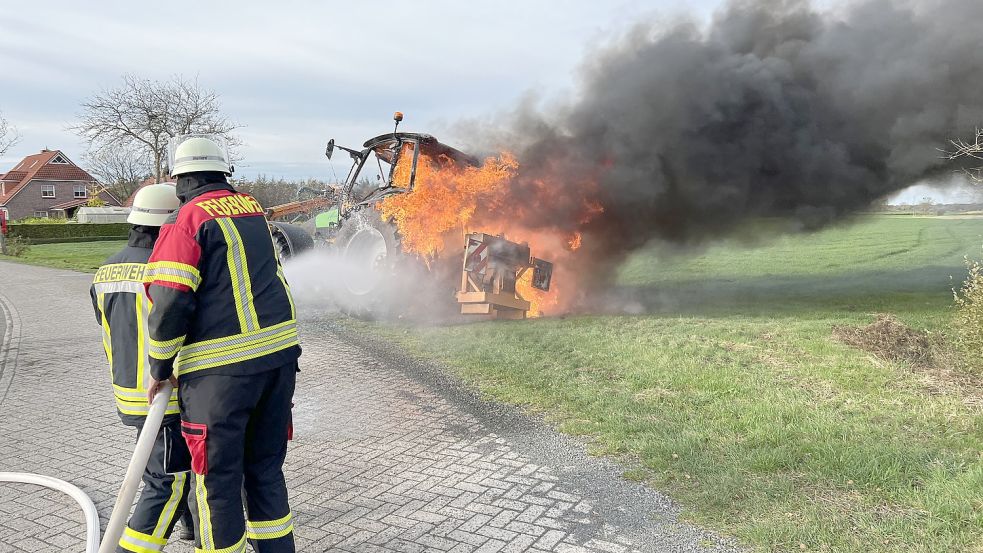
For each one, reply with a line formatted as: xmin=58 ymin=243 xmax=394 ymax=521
xmin=97 ymin=381 xmax=175 ymax=553
xmin=0 ymin=472 xmax=101 ymax=553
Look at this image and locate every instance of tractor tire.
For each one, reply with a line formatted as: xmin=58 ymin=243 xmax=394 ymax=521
xmin=269 ymin=222 xmax=315 ymax=260
xmin=332 ymin=210 xmax=410 ymax=319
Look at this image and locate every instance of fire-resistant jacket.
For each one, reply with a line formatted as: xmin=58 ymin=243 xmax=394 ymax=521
xmin=90 ymin=227 xmax=180 ymax=424
xmin=145 ymin=182 xmax=300 ymax=382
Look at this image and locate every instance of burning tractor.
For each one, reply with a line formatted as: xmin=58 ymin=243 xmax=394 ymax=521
xmin=268 ymin=113 xmax=553 ymax=319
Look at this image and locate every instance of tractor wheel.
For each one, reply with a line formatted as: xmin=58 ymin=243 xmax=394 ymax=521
xmin=332 ymin=210 xmax=410 ymax=319
xmin=269 ymin=222 xmax=315 ymax=260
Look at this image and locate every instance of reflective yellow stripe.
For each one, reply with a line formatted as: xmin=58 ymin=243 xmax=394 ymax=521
xmin=115 ymin=397 xmax=180 ymax=416
xmin=216 ymin=218 xmax=260 ymax=332
xmin=147 ymin=260 xmax=201 ymax=275
xmin=150 ymin=335 xmax=186 ymax=348
xmin=246 ymin=512 xmax=293 ymax=540
xmin=175 ymin=327 xmax=299 ymax=375
xmin=177 ymin=320 xmax=293 ymax=355
xmin=196 ymin=474 xmax=215 ymax=550
xmin=153 ymin=472 xmax=187 ymax=538
xmin=149 ymin=334 xmax=186 ymax=360
xmin=136 ymin=292 xmax=146 ymax=393
xmin=182 ymin=329 xmax=296 ymax=364
xmin=246 ymin=512 xmax=292 ymax=529
xmin=145 ymin=261 xmax=201 ymax=291
xmin=115 ymin=394 xmax=178 ymax=407
xmin=179 ymin=325 xmax=296 ymax=363
xmin=100 ymin=294 xmax=113 ymax=368
xmin=194 ymin=533 xmax=246 ymax=553
xmin=276 ymin=265 xmax=296 ymax=320
xmin=147 ymin=272 xmax=198 ymax=290
xmin=113 ymin=384 xmax=178 ymax=401
xmin=173 ymin=320 xmax=297 ymax=363
xmin=119 ymin=526 xmax=166 ymax=552
xmin=176 ymin=334 xmax=298 ymax=375
xmin=119 ymin=541 xmax=160 ymax=553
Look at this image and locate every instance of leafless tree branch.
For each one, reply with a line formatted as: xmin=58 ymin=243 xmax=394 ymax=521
xmin=941 ymin=127 xmax=983 ymax=183
xmin=71 ymin=75 xmax=240 ymax=183
xmin=0 ymin=110 xmax=20 ymax=156
xmin=82 ymin=146 xmax=152 ymax=202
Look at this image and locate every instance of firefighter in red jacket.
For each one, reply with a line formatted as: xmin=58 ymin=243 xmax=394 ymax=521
xmin=144 ymin=135 xmax=300 ymax=553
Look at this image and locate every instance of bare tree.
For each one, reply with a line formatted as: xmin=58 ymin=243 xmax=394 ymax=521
xmin=72 ymin=75 xmax=239 ymax=183
xmin=0 ymin=110 xmax=19 ymax=156
xmin=944 ymin=128 xmax=983 ymax=183
xmin=83 ymin=145 xmax=152 ymax=202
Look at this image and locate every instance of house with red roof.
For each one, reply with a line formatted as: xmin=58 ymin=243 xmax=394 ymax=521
xmin=0 ymin=149 xmax=119 ymax=220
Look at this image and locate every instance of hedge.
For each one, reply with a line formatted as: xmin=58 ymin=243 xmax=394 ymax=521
xmin=28 ymin=236 xmax=130 ymax=245
xmin=8 ymin=223 xmax=130 ymax=243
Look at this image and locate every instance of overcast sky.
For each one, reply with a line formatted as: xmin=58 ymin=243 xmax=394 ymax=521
xmin=3 ymin=0 xmax=962 ymax=204
xmin=0 ymin=0 xmax=722 ymax=181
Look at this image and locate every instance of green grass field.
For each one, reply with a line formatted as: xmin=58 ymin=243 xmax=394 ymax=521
xmin=368 ymin=215 xmax=983 ymax=552
xmin=0 ymin=240 xmax=125 ymax=272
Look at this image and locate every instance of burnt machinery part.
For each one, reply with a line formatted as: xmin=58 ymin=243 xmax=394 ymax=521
xmin=269 ymin=221 xmax=315 ymax=259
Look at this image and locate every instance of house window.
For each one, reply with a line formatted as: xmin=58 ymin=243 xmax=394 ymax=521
xmin=41 ymin=184 xmax=55 ymax=198
xmin=74 ymin=184 xmax=87 ymax=198
xmin=33 ymin=211 xmax=49 ymax=218
xmin=50 ymin=154 xmax=70 ymax=164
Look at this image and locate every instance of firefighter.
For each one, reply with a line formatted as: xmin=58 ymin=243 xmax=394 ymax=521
xmin=90 ymin=183 xmax=196 ymax=551
xmin=144 ymin=135 xmax=300 ymax=553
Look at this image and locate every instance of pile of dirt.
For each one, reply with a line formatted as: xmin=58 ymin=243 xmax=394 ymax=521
xmin=833 ymin=314 xmax=934 ymax=368
xmin=835 ymin=315 xmax=983 ymax=407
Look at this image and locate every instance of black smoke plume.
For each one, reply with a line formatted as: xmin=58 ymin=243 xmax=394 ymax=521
xmin=469 ymin=0 xmax=983 ymax=283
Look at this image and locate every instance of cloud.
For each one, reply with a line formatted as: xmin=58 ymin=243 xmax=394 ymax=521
xmin=0 ymin=0 xmax=715 ymax=178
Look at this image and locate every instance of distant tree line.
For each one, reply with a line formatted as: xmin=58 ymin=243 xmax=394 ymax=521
xmin=231 ymin=175 xmax=335 ymax=210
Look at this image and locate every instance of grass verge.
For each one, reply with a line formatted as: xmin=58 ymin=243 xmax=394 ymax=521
xmin=0 ymin=240 xmax=126 ymax=273
xmin=360 ymin=216 xmax=983 ymax=552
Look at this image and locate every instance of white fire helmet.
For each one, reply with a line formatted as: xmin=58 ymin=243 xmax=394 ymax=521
xmin=128 ymin=183 xmax=180 ymax=227
xmin=168 ymin=134 xmax=233 ymax=177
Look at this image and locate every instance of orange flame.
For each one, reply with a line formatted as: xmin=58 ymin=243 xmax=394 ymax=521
xmin=380 ymin=152 xmax=518 ymax=259
xmin=378 ymin=151 xmax=599 ymax=316
xmin=568 ymin=232 xmax=583 ymax=250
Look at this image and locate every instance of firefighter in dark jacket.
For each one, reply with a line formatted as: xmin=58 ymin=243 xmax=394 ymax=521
xmin=144 ymin=135 xmax=300 ymax=553
xmin=90 ymin=183 xmax=196 ymax=552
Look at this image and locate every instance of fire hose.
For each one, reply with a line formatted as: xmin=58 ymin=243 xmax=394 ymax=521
xmin=0 ymin=381 xmax=174 ymax=553
xmin=0 ymin=472 xmax=100 ymax=552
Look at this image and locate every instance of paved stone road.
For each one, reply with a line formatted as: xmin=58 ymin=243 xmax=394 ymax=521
xmin=0 ymin=261 xmax=739 ymax=552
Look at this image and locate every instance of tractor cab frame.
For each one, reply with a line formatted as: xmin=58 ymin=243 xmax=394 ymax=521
xmin=326 ymin=131 xmax=477 ymax=217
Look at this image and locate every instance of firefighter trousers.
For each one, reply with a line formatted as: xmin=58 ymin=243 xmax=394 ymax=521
xmin=179 ymin=362 xmax=297 ymax=553
xmin=117 ymin=417 xmax=192 ymax=553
